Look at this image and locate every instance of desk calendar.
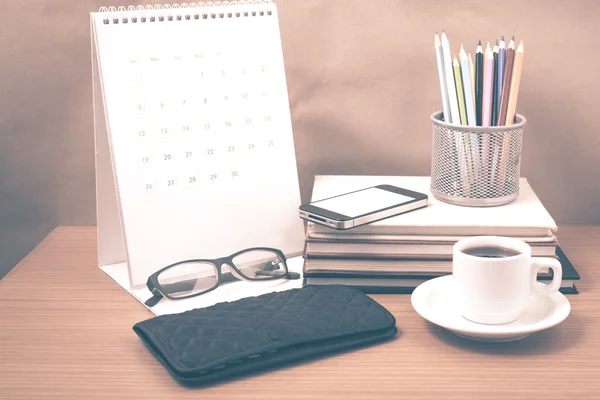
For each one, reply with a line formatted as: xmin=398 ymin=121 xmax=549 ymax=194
xmin=91 ymin=1 xmax=305 ymax=291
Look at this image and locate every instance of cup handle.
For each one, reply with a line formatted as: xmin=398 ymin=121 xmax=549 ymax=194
xmin=531 ymin=257 xmax=562 ymax=295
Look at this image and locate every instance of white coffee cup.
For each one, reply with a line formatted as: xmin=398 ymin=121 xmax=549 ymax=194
xmin=453 ymin=236 xmax=562 ymax=325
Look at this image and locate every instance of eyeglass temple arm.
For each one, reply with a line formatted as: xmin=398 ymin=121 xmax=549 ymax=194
xmin=267 ymin=257 xmax=300 ymax=279
xmin=144 ymin=289 xmax=163 ymax=307
xmin=257 ymin=258 xmax=300 ymax=279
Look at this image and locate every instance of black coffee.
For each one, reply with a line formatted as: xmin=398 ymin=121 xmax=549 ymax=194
xmin=462 ymin=245 xmax=521 ymax=258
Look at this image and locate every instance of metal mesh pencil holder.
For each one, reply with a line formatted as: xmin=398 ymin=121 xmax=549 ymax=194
xmin=429 ymin=111 xmax=527 ymax=207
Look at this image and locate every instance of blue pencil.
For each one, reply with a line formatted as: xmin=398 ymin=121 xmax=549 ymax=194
xmin=496 ymin=36 xmax=507 ymax=125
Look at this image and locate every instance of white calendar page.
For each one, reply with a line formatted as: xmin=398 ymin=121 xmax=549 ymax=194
xmin=91 ymin=2 xmax=305 ymax=288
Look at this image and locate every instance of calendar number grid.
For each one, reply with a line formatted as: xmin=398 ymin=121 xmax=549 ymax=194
xmin=110 ymin=34 xmax=283 ymax=196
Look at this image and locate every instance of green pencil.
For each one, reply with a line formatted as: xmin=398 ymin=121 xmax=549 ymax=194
xmin=453 ymin=56 xmax=467 ymax=125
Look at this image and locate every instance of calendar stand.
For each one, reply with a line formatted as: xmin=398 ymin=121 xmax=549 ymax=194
xmin=90 ymin=2 xmax=306 ymax=315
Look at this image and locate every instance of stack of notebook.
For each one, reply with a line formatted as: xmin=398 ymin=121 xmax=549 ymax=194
xmin=302 ymin=175 xmax=580 ymax=294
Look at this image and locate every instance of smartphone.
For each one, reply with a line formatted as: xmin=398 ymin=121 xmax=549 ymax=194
xmin=298 ymin=184 xmax=428 ymax=230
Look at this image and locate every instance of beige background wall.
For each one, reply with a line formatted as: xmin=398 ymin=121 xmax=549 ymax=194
xmin=1 ymin=0 xmax=599 ymax=278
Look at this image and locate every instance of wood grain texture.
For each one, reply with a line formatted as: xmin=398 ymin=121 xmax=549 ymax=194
xmin=1 ymin=225 xmax=599 ymax=399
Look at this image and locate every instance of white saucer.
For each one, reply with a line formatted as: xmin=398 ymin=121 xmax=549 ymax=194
xmin=411 ymin=275 xmax=571 ymax=342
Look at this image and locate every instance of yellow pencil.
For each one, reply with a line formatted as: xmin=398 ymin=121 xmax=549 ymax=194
xmin=453 ymin=56 xmax=467 ymax=125
xmin=505 ymin=40 xmax=524 ymax=125
xmin=468 ymin=53 xmax=476 ymax=112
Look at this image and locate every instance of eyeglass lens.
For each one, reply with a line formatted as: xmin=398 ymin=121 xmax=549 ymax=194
xmin=231 ymin=249 xmax=287 ymax=280
xmin=157 ymin=261 xmax=218 ymax=298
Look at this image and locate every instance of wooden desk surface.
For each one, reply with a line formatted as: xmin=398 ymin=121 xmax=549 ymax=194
xmin=1 ymin=225 xmax=599 ymax=399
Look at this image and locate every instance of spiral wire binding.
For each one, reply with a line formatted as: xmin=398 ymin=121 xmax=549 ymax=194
xmin=99 ymin=1 xmax=273 ymax=24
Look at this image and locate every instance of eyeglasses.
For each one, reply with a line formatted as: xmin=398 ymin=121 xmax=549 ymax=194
xmin=144 ymin=247 xmax=300 ymax=307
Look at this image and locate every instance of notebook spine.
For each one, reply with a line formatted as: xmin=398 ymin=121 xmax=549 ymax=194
xmin=98 ymin=1 xmax=273 ymax=25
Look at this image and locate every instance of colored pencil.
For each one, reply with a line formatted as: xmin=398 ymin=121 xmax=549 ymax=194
xmin=434 ymin=33 xmax=451 ymax=123
xmin=497 ymin=36 xmax=506 ymax=123
xmin=497 ymin=37 xmax=517 ymax=189
xmin=497 ymin=37 xmax=515 ymax=126
xmin=453 ymin=56 xmax=467 ymax=125
xmin=461 ymin=48 xmax=478 ymax=181
xmin=482 ymin=43 xmax=494 ymax=127
xmin=491 ymin=41 xmax=499 ymax=126
xmin=475 ymin=41 xmax=483 ymax=126
xmin=460 ymin=46 xmax=476 ymax=126
xmin=505 ymin=40 xmax=524 ymax=125
xmin=468 ymin=53 xmax=476 ymax=111
xmin=479 ymin=43 xmax=493 ymax=184
xmin=441 ymin=32 xmax=461 ymax=125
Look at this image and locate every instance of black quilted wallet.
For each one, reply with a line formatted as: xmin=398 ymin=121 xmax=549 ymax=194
xmin=133 ymin=285 xmax=397 ymax=386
